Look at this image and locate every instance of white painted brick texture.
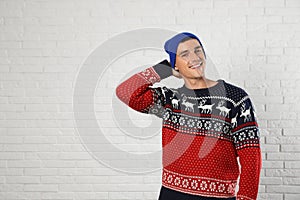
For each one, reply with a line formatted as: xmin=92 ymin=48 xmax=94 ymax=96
xmin=0 ymin=0 xmax=299 ymax=199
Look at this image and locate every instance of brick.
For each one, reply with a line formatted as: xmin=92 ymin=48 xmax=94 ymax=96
xmin=6 ymin=176 xmax=40 ymax=184
xmin=249 ymin=0 xmax=285 ymax=7
xmin=0 ymin=168 xmax=23 ymax=176
xmin=59 ymin=184 xmax=93 ymax=192
xmin=265 ymin=8 xmax=300 ymax=15
xmin=267 ymin=120 xmax=295 ymax=128
xmin=0 ymin=152 xmax=23 ymax=159
xmin=261 ymin=144 xmax=280 ymax=152
xmin=22 ymin=41 xmax=56 ymax=49
xmin=260 ymin=128 xmax=282 ymax=136
xmin=24 ymin=184 xmax=58 ymax=192
xmin=285 ymin=161 xmax=300 ymax=168
xmin=248 ymin=16 xmax=282 ymax=24
xmin=262 ymin=161 xmax=284 ymax=168
xmin=258 ymin=193 xmax=283 ymax=200
xmin=41 ymin=176 xmax=74 ymax=184
xmin=10 ymin=65 xmax=43 ymax=72
xmin=283 ymin=129 xmax=300 ymax=136
xmin=214 ymin=0 xmax=248 ymax=7
xmin=266 ymin=137 xmax=300 ymax=144
xmin=4 ymin=192 xmax=41 ymax=199
xmin=281 ymin=145 xmax=300 ymax=152
xmin=285 ymin=0 xmax=300 ymax=7
xmin=267 ymin=185 xmax=300 ymax=193
xmin=7 ymin=160 xmax=41 ymax=168
xmin=0 ymin=41 xmax=22 ymax=48
xmin=25 ymin=168 xmax=58 ymax=176
xmin=41 ymin=192 xmax=75 ymax=200
xmin=109 ymin=191 xmax=144 ymax=200
xmin=285 ymin=194 xmax=300 ymax=200
xmin=266 ymin=169 xmax=300 ymax=177
xmin=267 ymin=153 xmax=300 ymax=160
xmin=260 ymin=177 xmax=282 ymax=185
xmin=228 ymin=7 xmax=264 ymax=15
xmin=248 ymin=47 xmax=283 ymax=56
xmin=283 ymin=16 xmax=300 ymax=23
xmin=283 ymin=177 xmax=300 ymax=185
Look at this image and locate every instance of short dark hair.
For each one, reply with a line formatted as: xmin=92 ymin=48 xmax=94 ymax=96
xmin=179 ymin=37 xmax=205 ymax=53
xmin=180 ymin=36 xmax=194 ymax=43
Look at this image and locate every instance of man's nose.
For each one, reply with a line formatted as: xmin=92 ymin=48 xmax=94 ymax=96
xmin=189 ymin=52 xmax=201 ymax=63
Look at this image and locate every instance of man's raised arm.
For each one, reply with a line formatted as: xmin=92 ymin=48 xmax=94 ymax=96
xmin=115 ymin=59 xmax=173 ymax=118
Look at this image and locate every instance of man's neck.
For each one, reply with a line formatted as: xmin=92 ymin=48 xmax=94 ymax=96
xmin=184 ymin=77 xmax=217 ymax=90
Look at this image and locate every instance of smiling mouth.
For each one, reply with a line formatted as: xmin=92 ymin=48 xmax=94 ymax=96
xmin=190 ymin=61 xmax=203 ymax=69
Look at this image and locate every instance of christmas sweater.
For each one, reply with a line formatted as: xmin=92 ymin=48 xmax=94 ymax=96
xmin=115 ymin=63 xmax=262 ymax=200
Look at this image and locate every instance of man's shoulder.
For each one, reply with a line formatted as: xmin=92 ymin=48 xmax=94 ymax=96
xmin=222 ymin=80 xmax=249 ymax=103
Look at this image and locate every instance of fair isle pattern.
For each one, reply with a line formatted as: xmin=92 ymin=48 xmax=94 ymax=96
xmin=232 ymin=124 xmax=260 ymax=150
xmin=147 ymin=87 xmax=166 ymax=118
xmin=116 ymin=65 xmax=262 ymax=199
xmin=136 ymin=67 xmax=164 ymax=115
xmin=162 ymin=169 xmax=237 ymax=198
xmin=237 ymin=195 xmax=255 ymax=200
xmin=148 ymin=89 xmax=260 ymax=150
xmin=186 ymin=95 xmax=237 ymax=107
xmin=162 ymin=108 xmax=233 ymax=141
xmin=231 ymin=96 xmax=260 ymax=150
xmin=236 ymin=95 xmax=251 ymax=107
xmin=137 ymin=67 xmax=161 ymax=84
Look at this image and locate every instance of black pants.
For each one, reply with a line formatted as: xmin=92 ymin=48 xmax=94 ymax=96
xmin=158 ymin=186 xmax=236 ymax=200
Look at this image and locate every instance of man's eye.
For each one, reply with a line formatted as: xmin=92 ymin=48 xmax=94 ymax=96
xmin=181 ymin=54 xmax=187 ymax=57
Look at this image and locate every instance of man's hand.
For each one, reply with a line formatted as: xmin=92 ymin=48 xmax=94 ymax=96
xmin=160 ymin=59 xmax=182 ymax=79
xmin=153 ymin=59 xmax=182 ymax=79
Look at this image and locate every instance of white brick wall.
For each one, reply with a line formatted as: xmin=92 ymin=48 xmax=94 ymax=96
xmin=0 ymin=0 xmax=299 ymax=199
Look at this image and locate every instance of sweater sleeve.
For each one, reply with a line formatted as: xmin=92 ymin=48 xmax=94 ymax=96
xmin=115 ymin=61 xmax=173 ymax=118
xmin=231 ymin=94 xmax=262 ymax=200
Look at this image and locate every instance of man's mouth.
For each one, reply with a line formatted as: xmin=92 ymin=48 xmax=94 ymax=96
xmin=189 ymin=61 xmax=203 ymax=69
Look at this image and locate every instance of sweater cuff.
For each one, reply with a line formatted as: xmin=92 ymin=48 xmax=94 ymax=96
xmin=152 ymin=59 xmax=173 ymax=80
xmin=236 ymin=195 xmax=255 ymax=200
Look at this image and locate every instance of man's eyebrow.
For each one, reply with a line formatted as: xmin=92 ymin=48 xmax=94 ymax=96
xmin=179 ymin=50 xmax=189 ymax=55
xmin=179 ymin=46 xmax=202 ymax=55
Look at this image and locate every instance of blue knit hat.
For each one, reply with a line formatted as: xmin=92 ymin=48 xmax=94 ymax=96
xmin=164 ymin=32 xmax=206 ymax=69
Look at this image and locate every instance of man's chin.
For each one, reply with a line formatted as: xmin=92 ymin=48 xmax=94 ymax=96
xmin=183 ymin=75 xmax=205 ymax=80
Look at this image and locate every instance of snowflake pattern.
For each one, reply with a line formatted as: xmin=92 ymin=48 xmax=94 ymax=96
xmin=232 ymin=127 xmax=260 ymax=149
xmin=171 ymin=115 xmax=178 ymax=124
xmin=214 ymin=122 xmax=223 ymax=132
xmin=204 ymin=121 xmax=212 ymax=130
xmin=163 ymin=111 xmax=170 ymax=121
xmin=187 ymin=118 xmax=195 ymax=127
xmin=196 ymin=120 xmax=203 ymax=129
xmin=179 ymin=117 xmax=186 ymax=126
xmin=162 ymin=169 xmax=237 ymax=197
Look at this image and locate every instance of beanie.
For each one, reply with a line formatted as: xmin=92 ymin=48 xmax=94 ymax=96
xmin=164 ymin=32 xmax=206 ymax=69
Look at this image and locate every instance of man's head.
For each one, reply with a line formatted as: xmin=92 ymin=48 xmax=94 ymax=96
xmin=164 ymin=32 xmax=206 ymax=69
xmin=164 ymin=32 xmax=207 ymax=79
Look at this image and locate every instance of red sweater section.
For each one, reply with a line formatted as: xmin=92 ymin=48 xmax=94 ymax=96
xmin=116 ymin=68 xmax=160 ymax=113
xmin=116 ymin=66 xmax=262 ymax=200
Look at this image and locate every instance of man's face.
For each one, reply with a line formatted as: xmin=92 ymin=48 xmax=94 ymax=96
xmin=175 ymin=38 xmax=206 ymax=79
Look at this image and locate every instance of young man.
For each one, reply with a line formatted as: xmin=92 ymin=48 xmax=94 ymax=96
xmin=116 ymin=32 xmax=262 ymax=200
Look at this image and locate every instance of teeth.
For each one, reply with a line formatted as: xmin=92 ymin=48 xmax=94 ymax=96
xmin=191 ymin=62 xmax=203 ymax=69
